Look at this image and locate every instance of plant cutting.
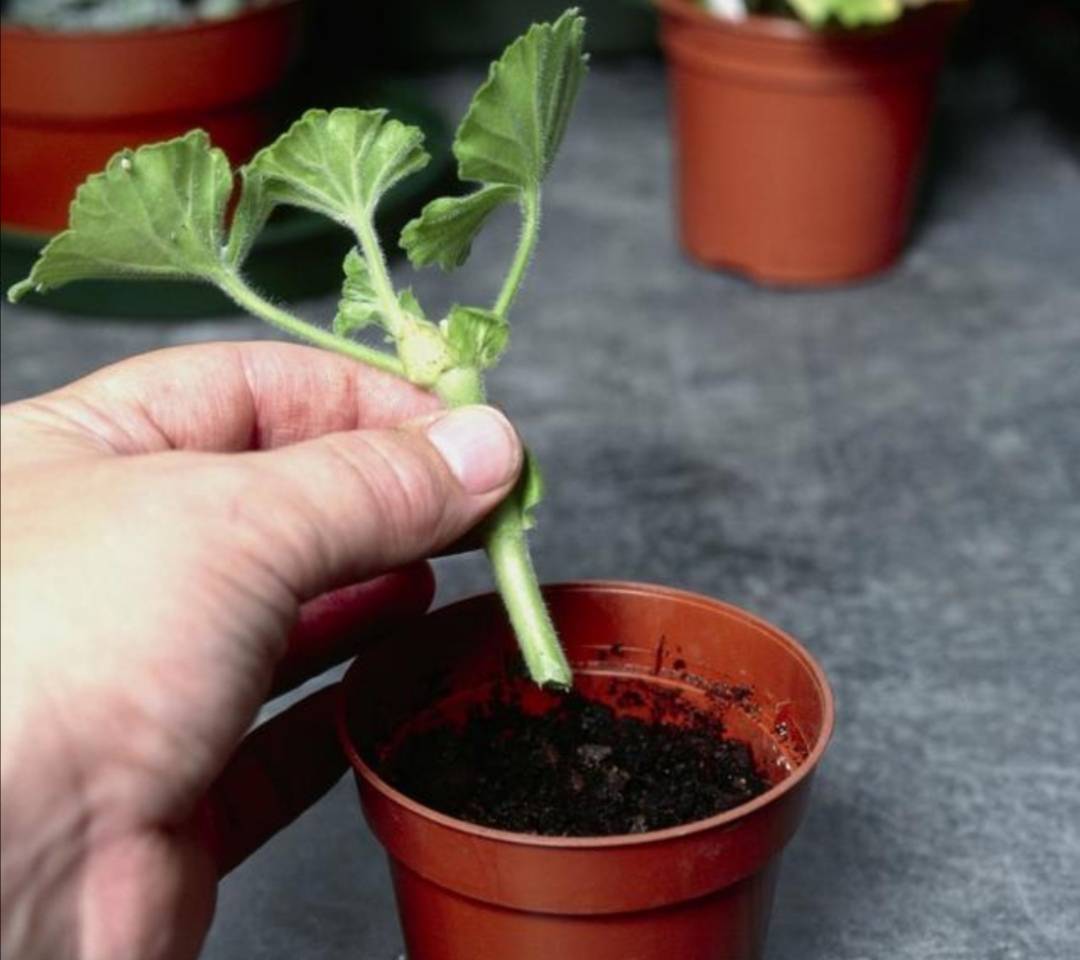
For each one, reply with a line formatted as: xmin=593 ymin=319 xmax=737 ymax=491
xmin=9 ymin=7 xmax=590 ymax=688
xmin=659 ymin=0 xmax=968 ymax=285
xmin=10 ymin=10 xmax=834 ymax=958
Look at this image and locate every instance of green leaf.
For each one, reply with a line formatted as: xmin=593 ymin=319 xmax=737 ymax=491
xmin=400 ymin=183 xmax=518 ymax=270
xmin=398 ymin=287 xmax=426 ymax=321
xmin=334 ymin=248 xmax=382 ymax=335
xmin=396 ymin=12 xmax=586 ymax=285
xmin=8 ymin=131 xmax=231 ymax=301
xmin=333 ymin=301 xmax=379 ymax=337
xmin=788 ymin=0 xmax=902 ymax=27
xmin=444 ymin=305 xmax=510 ymax=369
xmin=342 ymin=246 xmax=376 ymax=299
xmin=454 ymin=8 xmax=587 ymax=190
xmin=224 ymin=166 xmax=274 ymax=268
xmin=335 ymin=253 xmax=429 ymax=340
xmin=248 ymin=108 xmax=429 ymax=229
xmin=519 ymin=448 xmax=545 ymax=531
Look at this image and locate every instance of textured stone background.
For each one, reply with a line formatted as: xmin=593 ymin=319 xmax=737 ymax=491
xmin=3 ymin=61 xmax=1078 ymax=959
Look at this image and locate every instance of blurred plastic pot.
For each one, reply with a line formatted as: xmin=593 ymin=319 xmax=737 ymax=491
xmin=658 ymin=0 xmax=966 ymax=286
xmin=0 ymin=0 xmax=304 ymax=233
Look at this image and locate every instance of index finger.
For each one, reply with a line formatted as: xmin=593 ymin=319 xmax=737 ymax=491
xmin=8 ymin=340 xmax=440 ymax=456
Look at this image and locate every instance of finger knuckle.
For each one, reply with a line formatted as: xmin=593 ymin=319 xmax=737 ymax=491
xmin=323 ymin=432 xmax=451 ymax=551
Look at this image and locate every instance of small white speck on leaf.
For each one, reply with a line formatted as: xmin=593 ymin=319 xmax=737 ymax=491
xmin=120 ymin=156 xmax=133 ymax=172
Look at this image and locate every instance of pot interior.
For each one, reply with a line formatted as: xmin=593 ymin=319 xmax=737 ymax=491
xmin=344 ymin=583 xmax=830 ymax=802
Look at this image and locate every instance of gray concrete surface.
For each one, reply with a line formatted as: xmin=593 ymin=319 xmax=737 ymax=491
xmin=2 ymin=61 xmax=1078 ymax=959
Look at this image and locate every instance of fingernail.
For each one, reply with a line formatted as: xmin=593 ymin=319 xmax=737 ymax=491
xmin=426 ymin=406 xmax=521 ymax=495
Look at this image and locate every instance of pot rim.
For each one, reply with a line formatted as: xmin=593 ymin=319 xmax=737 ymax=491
xmin=337 ymin=578 xmax=835 ymax=850
xmin=0 ymin=0 xmax=301 ymax=44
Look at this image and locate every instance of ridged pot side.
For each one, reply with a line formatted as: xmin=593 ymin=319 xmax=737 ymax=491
xmin=657 ymin=0 xmax=965 ymax=286
xmin=338 ymin=581 xmax=835 ymax=960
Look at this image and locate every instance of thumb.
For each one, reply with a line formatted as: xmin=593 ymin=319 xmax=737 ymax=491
xmin=233 ymin=404 xmax=523 ymax=602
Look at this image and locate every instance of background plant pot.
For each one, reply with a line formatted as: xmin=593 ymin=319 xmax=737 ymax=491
xmin=657 ymin=0 xmax=966 ymax=286
xmin=0 ymin=0 xmax=305 ymax=234
xmin=338 ymin=581 xmax=834 ymax=960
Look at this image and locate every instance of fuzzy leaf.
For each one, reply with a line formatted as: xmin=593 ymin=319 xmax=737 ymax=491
xmin=249 ymin=108 xmax=429 ymax=228
xmin=225 ymin=166 xmax=274 ymax=268
xmin=396 ymin=10 xmax=586 ymax=276
xmin=334 ymin=300 xmax=379 ymax=337
xmin=444 ymin=305 xmax=510 ymax=369
xmin=788 ymin=0 xmax=902 ymax=26
xmin=400 ymin=184 xmax=518 ymax=270
xmin=333 ymin=248 xmax=383 ymax=335
xmin=8 ymin=131 xmax=231 ymax=301
xmin=454 ymin=8 xmax=587 ymax=190
xmin=398 ymin=287 xmax=426 ymax=320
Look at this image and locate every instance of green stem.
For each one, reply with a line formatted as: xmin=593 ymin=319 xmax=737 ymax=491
xmin=485 ymin=509 xmax=571 ymax=688
xmin=353 ymin=213 xmax=409 ymax=338
xmin=216 ymin=272 xmax=405 ymax=377
xmin=493 ymin=187 xmax=540 ymax=318
xmin=435 ymin=366 xmax=572 ymax=690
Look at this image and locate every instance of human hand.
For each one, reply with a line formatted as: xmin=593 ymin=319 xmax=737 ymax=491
xmin=0 ymin=342 xmax=523 ymax=960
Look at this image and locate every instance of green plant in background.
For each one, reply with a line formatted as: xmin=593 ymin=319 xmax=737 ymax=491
xmin=703 ymin=0 xmax=953 ymax=28
xmin=787 ymin=0 xmax=909 ymax=27
xmin=3 ymin=0 xmax=261 ymax=31
xmin=8 ymin=9 xmax=588 ymax=690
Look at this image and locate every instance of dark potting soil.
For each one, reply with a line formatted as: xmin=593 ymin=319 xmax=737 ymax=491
xmin=381 ymin=685 xmax=769 ymax=837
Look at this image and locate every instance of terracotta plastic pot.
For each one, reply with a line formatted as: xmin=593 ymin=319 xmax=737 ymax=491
xmin=0 ymin=0 xmax=304 ymax=232
xmin=337 ymin=581 xmax=834 ymax=959
xmin=657 ymin=0 xmax=965 ymax=286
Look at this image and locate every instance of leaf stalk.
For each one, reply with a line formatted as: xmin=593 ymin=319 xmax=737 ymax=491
xmin=494 ymin=187 xmax=541 ymax=319
xmin=352 ymin=213 xmax=410 ymax=338
xmin=216 ymin=271 xmax=405 ymax=377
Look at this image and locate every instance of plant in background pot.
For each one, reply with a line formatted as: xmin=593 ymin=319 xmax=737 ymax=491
xmin=659 ymin=0 xmax=968 ymax=285
xmin=9 ymin=9 xmax=834 ymax=958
